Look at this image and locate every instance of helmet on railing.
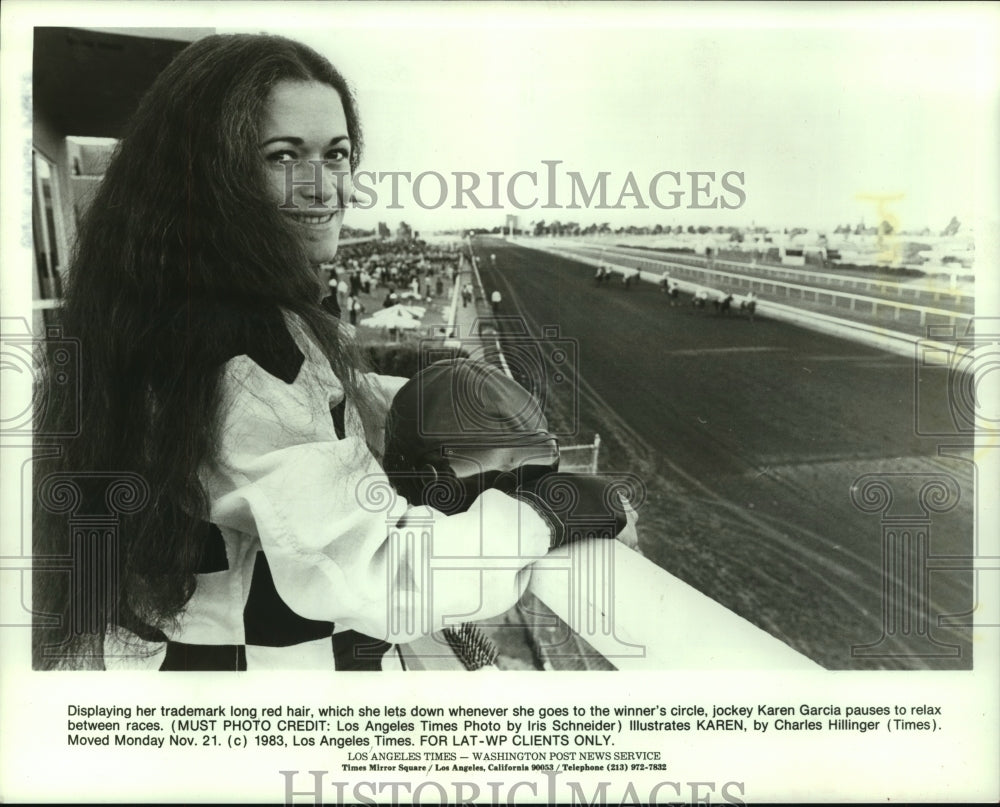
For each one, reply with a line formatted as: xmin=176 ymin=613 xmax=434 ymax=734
xmin=383 ymin=358 xmax=560 ymax=513
xmin=383 ymin=358 xmax=629 ymax=548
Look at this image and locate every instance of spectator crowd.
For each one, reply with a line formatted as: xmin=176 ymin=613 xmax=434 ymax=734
xmin=319 ymin=238 xmax=462 ymax=323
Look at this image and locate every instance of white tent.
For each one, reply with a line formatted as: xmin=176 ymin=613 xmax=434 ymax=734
xmin=360 ymin=305 xmax=422 ymax=330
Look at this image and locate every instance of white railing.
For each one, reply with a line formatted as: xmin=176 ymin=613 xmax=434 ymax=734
xmin=398 ymin=537 xmax=819 ymax=671
xmin=559 ymin=433 xmax=601 ymax=474
xmin=444 ymin=261 xmax=463 ymax=337
xmin=528 ymin=538 xmax=820 ymax=670
xmin=534 ymin=241 xmax=971 ymax=330
xmin=571 ymin=242 xmax=973 ymax=304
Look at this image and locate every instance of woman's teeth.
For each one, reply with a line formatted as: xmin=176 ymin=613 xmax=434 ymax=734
xmin=291 ymin=212 xmax=336 ymax=226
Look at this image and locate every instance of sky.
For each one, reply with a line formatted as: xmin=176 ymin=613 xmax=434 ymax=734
xmin=213 ymin=4 xmax=998 ymax=235
xmin=4 ymin=2 xmax=996 ymax=236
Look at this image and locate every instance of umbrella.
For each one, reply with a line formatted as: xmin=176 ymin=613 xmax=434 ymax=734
xmin=360 ymin=306 xmax=423 ymax=330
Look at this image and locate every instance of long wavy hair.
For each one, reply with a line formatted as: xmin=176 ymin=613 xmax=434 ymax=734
xmin=33 ymin=34 xmax=378 ymax=669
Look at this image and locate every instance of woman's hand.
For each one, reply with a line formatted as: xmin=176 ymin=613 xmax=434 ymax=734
xmin=615 ymin=494 xmax=641 ymax=553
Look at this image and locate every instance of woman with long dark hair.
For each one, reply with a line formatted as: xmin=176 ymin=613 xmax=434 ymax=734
xmin=33 ymin=33 xmax=633 ymax=671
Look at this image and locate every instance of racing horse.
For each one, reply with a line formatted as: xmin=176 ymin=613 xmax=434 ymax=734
xmin=659 ymin=276 xmax=680 ymax=305
xmin=713 ymin=292 xmax=734 ymax=316
xmin=622 ymin=269 xmax=641 ymax=290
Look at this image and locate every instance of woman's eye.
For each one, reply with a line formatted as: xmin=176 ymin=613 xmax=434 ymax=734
xmin=264 ymin=147 xmax=348 ymax=166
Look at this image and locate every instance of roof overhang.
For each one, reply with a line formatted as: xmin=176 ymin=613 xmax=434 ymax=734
xmin=34 ymin=27 xmax=210 ymax=139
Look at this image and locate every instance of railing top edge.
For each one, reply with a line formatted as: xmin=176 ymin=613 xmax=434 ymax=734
xmin=528 ymin=540 xmax=822 ymax=671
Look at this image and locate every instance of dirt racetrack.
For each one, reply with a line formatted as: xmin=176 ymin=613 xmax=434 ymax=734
xmin=473 ymin=237 xmax=974 ymax=670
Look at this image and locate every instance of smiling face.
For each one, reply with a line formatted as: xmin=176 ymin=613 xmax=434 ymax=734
xmin=260 ymin=80 xmax=353 ymax=265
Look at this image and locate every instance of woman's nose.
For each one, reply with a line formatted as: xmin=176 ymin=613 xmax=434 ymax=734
xmin=293 ymin=161 xmax=349 ymax=209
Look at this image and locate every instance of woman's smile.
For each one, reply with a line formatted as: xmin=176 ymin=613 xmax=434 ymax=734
xmin=286 ymin=209 xmax=340 ymax=228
